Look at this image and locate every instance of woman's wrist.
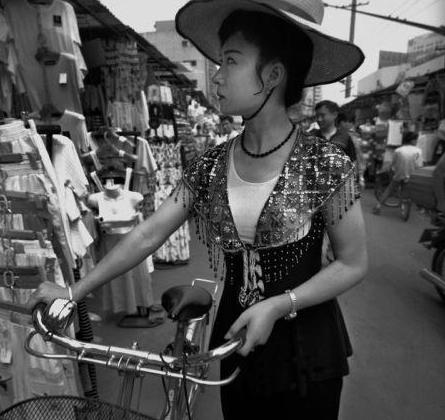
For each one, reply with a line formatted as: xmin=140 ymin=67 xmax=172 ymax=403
xmin=70 ymin=284 xmax=82 ymax=302
xmin=269 ymin=293 xmax=294 ymax=320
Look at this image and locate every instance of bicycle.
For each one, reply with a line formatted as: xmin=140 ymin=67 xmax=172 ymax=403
xmin=374 ymin=170 xmax=412 ymax=221
xmin=0 ymin=280 xmax=245 ymax=420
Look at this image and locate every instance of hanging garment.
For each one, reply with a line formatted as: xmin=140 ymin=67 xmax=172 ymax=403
xmin=49 ymin=110 xmax=90 ymax=152
xmin=0 ymin=313 xmax=79 ymax=403
xmin=51 ymin=134 xmax=88 ymax=197
xmin=0 ymin=120 xmax=75 ymax=275
xmin=4 ymin=0 xmax=86 ymax=114
xmin=0 ymin=9 xmax=26 ymax=114
xmin=52 ymin=134 xmax=93 ymax=257
xmin=133 ymin=136 xmax=157 ymax=196
xmin=40 ymin=53 xmax=84 ymax=114
xmin=150 ymin=142 xmax=190 ymax=263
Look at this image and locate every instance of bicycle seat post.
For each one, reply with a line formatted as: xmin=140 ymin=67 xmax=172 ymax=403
xmin=173 ymin=322 xmax=187 ymax=358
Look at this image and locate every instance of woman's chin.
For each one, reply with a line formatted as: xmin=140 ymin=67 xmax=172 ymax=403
xmin=219 ymin=103 xmax=241 ymax=116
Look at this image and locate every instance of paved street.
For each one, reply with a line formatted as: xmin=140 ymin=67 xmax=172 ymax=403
xmin=91 ymin=189 xmax=445 ymax=419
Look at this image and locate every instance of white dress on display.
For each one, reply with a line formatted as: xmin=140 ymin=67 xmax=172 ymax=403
xmin=88 ymin=188 xmax=154 ymax=314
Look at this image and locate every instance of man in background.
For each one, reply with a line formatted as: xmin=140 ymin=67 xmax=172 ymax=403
xmin=337 ymin=112 xmax=365 ymax=188
xmin=312 ymin=100 xmax=357 ymax=161
xmin=373 ymin=132 xmax=423 ymax=215
xmin=216 ymin=115 xmax=239 ymax=145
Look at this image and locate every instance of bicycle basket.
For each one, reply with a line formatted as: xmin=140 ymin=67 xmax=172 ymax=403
xmin=0 ymin=395 xmax=156 ymax=420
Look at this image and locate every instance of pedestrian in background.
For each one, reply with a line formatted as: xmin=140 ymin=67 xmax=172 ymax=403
xmin=27 ymin=0 xmax=368 ymax=418
xmin=312 ymin=100 xmax=357 ymax=161
xmin=337 ymin=112 xmax=366 ymax=188
xmin=373 ymin=131 xmax=423 ymax=215
xmin=216 ymin=115 xmax=239 ymax=145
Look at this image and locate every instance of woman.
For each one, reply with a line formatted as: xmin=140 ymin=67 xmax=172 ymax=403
xmin=27 ymin=1 xmax=367 ymax=418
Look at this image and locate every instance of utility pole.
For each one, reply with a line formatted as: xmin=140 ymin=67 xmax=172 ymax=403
xmin=345 ymin=0 xmax=357 ymax=98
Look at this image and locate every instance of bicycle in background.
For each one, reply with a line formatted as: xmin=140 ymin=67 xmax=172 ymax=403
xmin=374 ymin=170 xmax=412 ymax=221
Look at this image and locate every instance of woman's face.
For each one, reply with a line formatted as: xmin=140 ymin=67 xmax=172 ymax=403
xmin=212 ymin=32 xmax=267 ymax=116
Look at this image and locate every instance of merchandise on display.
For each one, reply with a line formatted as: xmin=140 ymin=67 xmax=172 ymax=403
xmin=3 ymin=0 xmax=86 ymax=119
xmin=0 ymin=0 xmax=197 ymax=409
xmin=88 ymin=185 xmax=154 ymax=316
xmin=0 ymin=118 xmax=83 ymax=405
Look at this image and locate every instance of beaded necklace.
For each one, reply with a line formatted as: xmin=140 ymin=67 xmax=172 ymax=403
xmin=240 ymin=124 xmax=296 ymax=158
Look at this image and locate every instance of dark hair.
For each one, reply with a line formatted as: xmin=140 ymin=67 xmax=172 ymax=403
xmin=315 ymin=100 xmax=340 ymax=113
xmin=337 ymin=112 xmax=354 ymax=124
xmin=218 ymin=10 xmax=314 ymax=107
xmin=402 ymin=131 xmax=418 ymax=145
xmin=220 ymin=115 xmax=234 ymax=124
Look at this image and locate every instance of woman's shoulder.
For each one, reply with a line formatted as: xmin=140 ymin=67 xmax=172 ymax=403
xmin=182 ymin=142 xmax=228 ymax=190
xmin=299 ymin=130 xmax=353 ymax=172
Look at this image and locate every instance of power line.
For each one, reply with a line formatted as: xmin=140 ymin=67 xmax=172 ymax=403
xmin=372 ymin=0 xmax=420 ymax=46
xmin=405 ymin=0 xmax=442 ymax=19
xmin=376 ymin=0 xmax=418 ymax=33
xmin=324 ymin=2 xmax=445 ymax=35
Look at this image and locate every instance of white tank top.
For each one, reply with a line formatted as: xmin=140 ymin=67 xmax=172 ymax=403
xmin=228 ymin=142 xmax=279 ymax=244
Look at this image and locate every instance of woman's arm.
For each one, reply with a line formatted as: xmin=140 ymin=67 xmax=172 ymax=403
xmin=26 ymin=186 xmax=193 ymax=310
xmin=274 ymin=200 xmax=368 ymax=316
xmin=227 ymin=200 xmax=368 ymax=355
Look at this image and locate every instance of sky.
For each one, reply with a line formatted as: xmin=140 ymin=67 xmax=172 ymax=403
xmin=101 ymin=0 xmax=445 ymax=104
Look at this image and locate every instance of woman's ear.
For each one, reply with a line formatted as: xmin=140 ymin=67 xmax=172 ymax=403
xmin=265 ymin=61 xmax=286 ymax=91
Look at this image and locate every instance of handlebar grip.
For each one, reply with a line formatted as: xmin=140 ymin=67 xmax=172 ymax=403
xmin=32 ymin=302 xmax=47 ymax=320
xmin=33 ymin=299 xmax=76 ymax=335
xmin=232 ymin=327 xmax=247 ymax=346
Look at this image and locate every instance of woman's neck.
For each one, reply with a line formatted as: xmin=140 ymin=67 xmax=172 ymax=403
xmin=243 ymin=106 xmax=293 ymax=154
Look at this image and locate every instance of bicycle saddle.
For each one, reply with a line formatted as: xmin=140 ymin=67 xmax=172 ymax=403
xmin=161 ymin=285 xmax=212 ymax=322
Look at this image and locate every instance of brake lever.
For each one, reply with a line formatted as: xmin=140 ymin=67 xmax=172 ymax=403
xmin=171 ymin=327 xmax=247 ymax=368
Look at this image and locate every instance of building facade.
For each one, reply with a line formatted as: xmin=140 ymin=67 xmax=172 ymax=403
xmin=141 ymin=21 xmax=218 ymax=108
xmin=378 ymin=51 xmax=408 ymax=69
xmin=407 ymin=32 xmax=445 ymax=66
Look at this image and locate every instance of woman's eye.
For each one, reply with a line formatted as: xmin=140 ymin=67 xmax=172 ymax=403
xmin=226 ymin=57 xmax=236 ymax=64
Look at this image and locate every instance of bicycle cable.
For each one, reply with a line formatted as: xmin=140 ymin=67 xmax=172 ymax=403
xmin=182 ymin=348 xmax=192 ymax=420
xmin=159 ymin=352 xmax=172 ymax=417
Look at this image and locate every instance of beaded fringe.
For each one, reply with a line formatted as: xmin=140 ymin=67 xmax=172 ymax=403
xmin=322 ymin=169 xmax=358 ymax=226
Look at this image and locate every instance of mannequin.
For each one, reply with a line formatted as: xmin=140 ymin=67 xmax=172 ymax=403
xmin=88 ymin=179 xmax=142 ymax=235
xmin=87 ymin=180 xmax=162 ymax=328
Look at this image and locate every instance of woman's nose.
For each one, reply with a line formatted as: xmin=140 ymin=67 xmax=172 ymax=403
xmin=212 ymin=67 xmax=223 ymax=85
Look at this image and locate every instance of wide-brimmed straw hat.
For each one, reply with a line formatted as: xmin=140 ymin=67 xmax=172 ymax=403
xmin=175 ymin=0 xmax=364 ymax=87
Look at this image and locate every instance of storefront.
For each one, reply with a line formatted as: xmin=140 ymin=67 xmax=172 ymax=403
xmin=0 ymin=0 xmax=197 ymax=408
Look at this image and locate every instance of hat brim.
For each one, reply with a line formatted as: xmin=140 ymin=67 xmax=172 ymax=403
xmin=175 ymin=0 xmax=365 ymax=87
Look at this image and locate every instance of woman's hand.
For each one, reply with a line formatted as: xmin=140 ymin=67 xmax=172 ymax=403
xmin=26 ymin=281 xmax=70 ymax=312
xmin=224 ymin=296 xmax=286 ymax=357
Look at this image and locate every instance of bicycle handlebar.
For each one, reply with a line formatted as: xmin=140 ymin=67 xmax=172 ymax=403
xmin=25 ymin=299 xmax=246 ymax=386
